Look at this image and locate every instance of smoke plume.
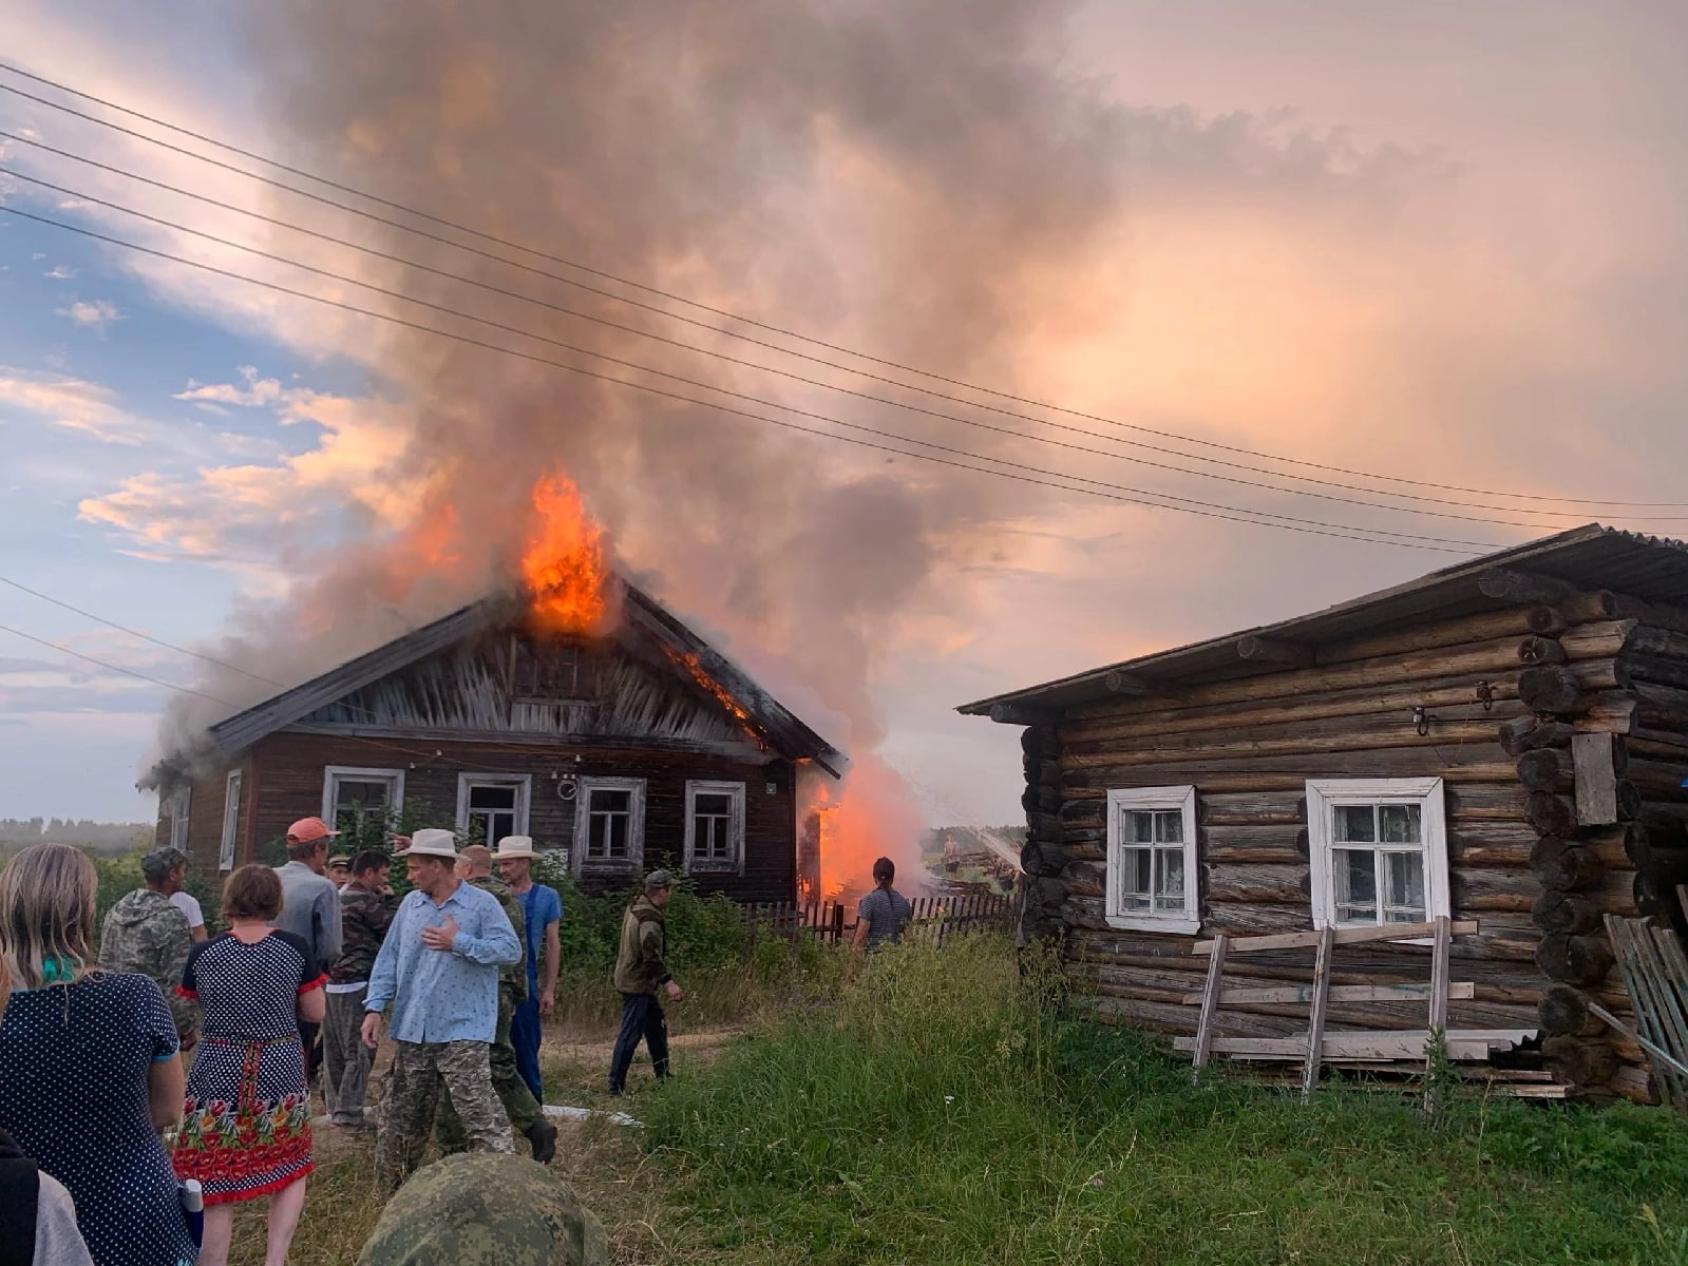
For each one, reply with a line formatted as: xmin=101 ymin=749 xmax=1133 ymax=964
xmin=152 ymin=0 xmax=1417 ymax=877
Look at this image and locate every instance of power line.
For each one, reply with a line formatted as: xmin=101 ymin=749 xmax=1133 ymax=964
xmin=0 ymin=619 xmax=243 ymax=707
xmin=0 ymin=164 xmax=1581 ymax=539
xmin=2 ymin=133 xmax=1655 ymax=527
xmin=0 ymin=63 xmax=1678 ymax=510
xmin=0 ymin=574 xmax=287 ymax=688
xmin=0 ymin=202 xmax=1487 ymax=554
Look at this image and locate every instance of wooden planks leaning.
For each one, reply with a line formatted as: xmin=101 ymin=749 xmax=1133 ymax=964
xmin=1177 ymin=916 xmax=1536 ymax=1102
xmin=1597 ymin=912 xmax=1688 ymax=1112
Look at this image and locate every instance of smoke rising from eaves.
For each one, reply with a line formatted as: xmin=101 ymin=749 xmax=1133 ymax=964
xmin=156 ymin=0 xmax=1428 ymax=850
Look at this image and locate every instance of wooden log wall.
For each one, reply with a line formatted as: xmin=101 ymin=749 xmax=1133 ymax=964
xmin=1507 ymin=593 xmax=1688 ymax=1104
xmin=1025 ymin=593 xmax=1688 ymax=1105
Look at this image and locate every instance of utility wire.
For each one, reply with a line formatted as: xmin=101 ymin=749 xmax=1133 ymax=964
xmin=0 ymin=615 xmax=546 ymax=775
xmin=2 ymin=133 xmax=1653 ymax=527
xmin=0 ymin=202 xmax=1486 ymax=554
xmin=0 ymin=164 xmax=1577 ymax=538
xmin=0 ymin=619 xmax=243 ymax=707
xmin=0 ymin=64 xmax=1678 ymax=509
xmin=0 ymin=573 xmax=287 ymax=688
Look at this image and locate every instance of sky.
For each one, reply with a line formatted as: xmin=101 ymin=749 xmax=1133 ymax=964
xmin=3 ymin=2 xmax=1688 ymax=827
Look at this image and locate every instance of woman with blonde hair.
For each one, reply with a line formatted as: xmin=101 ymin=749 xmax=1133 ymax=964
xmin=0 ymin=842 xmax=195 ymax=1266
xmin=173 ymin=863 xmax=326 ymax=1266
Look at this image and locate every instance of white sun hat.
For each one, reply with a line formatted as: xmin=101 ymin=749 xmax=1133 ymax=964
xmin=491 ymin=836 xmax=538 ymax=860
xmin=395 ymin=828 xmax=458 ymax=859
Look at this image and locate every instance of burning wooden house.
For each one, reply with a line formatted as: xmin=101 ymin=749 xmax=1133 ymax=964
xmin=148 ymin=577 xmax=842 ymax=903
xmin=960 ymin=525 xmax=1688 ymax=1103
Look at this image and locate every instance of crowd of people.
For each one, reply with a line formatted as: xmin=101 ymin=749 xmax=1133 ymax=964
xmin=0 ymin=816 xmax=914 ymax=1266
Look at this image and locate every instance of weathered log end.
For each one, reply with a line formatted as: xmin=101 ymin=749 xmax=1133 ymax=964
xmin=1534 ymin=931 xmax=1616 ymax=986
xmin=1543 ymin=1033 xmax=1619 ymax=1088
xmin=1519 ymin=665 xmax=1587 ymax=714
xmin=1538 ymin=985 xmax=1605 ymax=1037
xmin=1517 ymin=635 xmax=1567 ymax=667
xmin=1515 ymin=748 xmax=1570 ymax=792
xmin=1529 ymin=837 xmax=1602 ymax=892
xmin=1531 ymin=890 xmax=1600 ymax=935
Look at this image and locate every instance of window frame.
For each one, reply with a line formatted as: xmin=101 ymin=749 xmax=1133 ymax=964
xmin=683 ymin=780 xmax=746 ymax=875
xmin=454 ymin=772 xmax=533 ymax=847
xmin=218 ymin=770 xmax=242 ymax=872
xmin=165 ymin=785 xmax=191 ymax=853
xmin=1104 ymin=785 xmax=1201 ymax=934
xmin=1305 ymin=777 xmax=1451 ymax=933
xmin=321 ymin=766 xmax=406 ymax=834
xmin=573 ymin=776 xmax=646 ymax=875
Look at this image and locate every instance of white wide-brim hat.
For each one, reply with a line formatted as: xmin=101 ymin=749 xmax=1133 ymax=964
xmin=396 ymin=828 xmax=458 ymax=859
xmin=491 ymin=835 xmax=538 ymax=860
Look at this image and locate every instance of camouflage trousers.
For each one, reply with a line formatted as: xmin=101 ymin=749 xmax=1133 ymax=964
xmin=375 ymin=1038 xmax=513 ymax=1194
xmin=435 ymin=983 xmax=542 ymax=1152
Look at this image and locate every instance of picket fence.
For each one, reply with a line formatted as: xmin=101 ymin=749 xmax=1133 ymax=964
xmin=738 ymin=890 xmax=1017 ymax=946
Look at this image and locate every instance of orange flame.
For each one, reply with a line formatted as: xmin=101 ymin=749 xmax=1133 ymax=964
xmin=663 ymin=646 xmax=762 ymax=743
xmin=521 ymin=474 xmax=610 ymax=635
xmin=800 ymin=755 xmax=929 ymax=903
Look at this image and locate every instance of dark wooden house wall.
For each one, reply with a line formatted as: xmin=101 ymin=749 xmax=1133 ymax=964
xmin=1017 ymin=588 xmax=1688 ymax=1104
xmin=159 ymin=733 xmax=798 ymax=904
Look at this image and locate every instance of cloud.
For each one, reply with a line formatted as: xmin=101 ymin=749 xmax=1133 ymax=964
xmin=44 ymin=264 xmax=76 ymax=279
xmin=78 ymin=385 xmax=421 ymax=563
xmin=56 ymin=298 xmax=123 ymax=331
xmin=0 ymin=367 xmax=148 ymax=446
xmin=174 ymin=365 xmax=285 ymax=409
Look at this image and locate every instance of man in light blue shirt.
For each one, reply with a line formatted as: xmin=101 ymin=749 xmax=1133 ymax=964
xmin=361 ymin=829 xmax=521 ymax=1192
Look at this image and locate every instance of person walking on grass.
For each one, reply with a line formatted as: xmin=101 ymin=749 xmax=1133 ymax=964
xmin=434 ymin=844 xmax=557 ymax=1163
xmin=273 ymin=817 xmax=342 ymax=1087
xmin=493 ymin=836 xmax=561 ymax=1102
xmin=99 ymin=845 xmax=197 ymax=1046
xmin=361 ymin=829 xmax=521 ymax=1194
xmin=608 ymin=871 xmax=683 ymax=1096
xmin=0 ymin=843 xmax=195 ymax=1266
xmin=323 ymin=850 xmax=396 ymax=1131
xmin=173 ymin=864 xmax=325 ymax=1266
xmin=851 ymin=857 xmax=913 ymax=953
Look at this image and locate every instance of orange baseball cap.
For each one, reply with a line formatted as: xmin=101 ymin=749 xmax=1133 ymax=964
xmin=286 ymin=817 xmax=340 ymax=844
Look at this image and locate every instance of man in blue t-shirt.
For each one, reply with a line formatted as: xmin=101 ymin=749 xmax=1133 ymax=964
xmin=493 ymin=837 xmax=562 ymax=1100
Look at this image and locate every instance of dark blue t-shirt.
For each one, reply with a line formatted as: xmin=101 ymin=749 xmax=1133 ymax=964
xmin=0 ymin=972 xmax=195 ymax=1266
xmin=518 ymin=883 xmax=563 ymax=994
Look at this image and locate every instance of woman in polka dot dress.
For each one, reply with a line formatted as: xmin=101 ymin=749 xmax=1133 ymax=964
xmin=173 ymin=864 xmax=326 ymax=1266
xmin=0 ymin=843 xmax=197 ymax=1266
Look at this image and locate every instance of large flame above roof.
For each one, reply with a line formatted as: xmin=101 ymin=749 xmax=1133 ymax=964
xmin=520 ymin=473 xmax=612 ymax=636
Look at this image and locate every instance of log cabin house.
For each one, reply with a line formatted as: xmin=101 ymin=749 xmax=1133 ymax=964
xmin=148 ymin=580 xmax=842 ymax=904
xmin=960 ymin=525 xmax=1688 ymax=1103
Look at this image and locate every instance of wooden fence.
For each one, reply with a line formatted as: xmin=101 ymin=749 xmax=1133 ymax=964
xmin=740 ymin=891 xmax=1018 ymax=946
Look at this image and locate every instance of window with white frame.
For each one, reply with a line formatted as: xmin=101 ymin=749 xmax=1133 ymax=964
xmin=219 ymin=771 xmax=242 ymax=871
xmin=456 ymin=774 xmax=531 ymax=848
xmin=684 ymin=780 xmax=745 ymax=874
xmin=1104 ymin=786 xmax=1200 ymax=933
xmin=164 ymin=785 xmax=191 ymax=852
xmin=322 ymin=767 xmax=405 ymax=836
xmin=1306 ymin=778 xmax=1450 ymax=929
xmin=574 ymin=777 xmax=645 ymax=872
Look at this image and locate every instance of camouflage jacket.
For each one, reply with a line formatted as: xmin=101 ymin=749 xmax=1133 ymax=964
xmin=99 ymin=888 xmax=195 ymax=1038
xmin=469 ymin=875 xmax=528 ymax=1002
xmin=331 ymin=883 xmax=398 ymax=984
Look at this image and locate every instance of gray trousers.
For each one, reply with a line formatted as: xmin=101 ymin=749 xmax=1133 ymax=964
xmin=323 ymin=984 xmax=373 ymax=1124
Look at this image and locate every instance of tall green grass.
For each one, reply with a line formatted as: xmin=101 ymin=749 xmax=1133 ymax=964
xmin=643 ymin=935 xmax=1688 ymax=1266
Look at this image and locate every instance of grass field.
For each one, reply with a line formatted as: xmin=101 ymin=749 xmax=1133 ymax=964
xmin=233 ymin=935 xmax=1688 ymax=1265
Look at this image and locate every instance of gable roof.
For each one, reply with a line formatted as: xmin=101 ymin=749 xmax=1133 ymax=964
xmin=958 ymin=524 xmax=1688 ymax=717
xmin=205 ymin=580 xmax=842 ymax=771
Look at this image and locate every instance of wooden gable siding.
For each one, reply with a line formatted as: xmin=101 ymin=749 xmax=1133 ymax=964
xmin=238 ymin=732 xmax=798 ymax=903
xmin=296 ymin=628 xmax=754 ymax=751
xmin=154 ymin=756 xmax=253 ymax=887
xmin=1023 ymin=592 xmax=1688 ymax=1103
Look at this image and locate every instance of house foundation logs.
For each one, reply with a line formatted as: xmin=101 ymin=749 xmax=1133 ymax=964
xmin=1512 ymin=600 xmax=1688 ymax=1102
xmin=1019 ymin=722 xmax=1067 ymax=941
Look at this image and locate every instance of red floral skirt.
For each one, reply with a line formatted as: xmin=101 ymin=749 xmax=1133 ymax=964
xmin=174 ymin=1034 xmax=314 ymax=1204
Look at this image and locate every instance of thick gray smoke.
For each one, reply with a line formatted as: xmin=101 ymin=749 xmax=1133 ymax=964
xmin=157 ymin=0 xmax=1417 ymax=801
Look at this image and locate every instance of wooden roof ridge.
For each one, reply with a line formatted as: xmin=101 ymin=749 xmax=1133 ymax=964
xmin=201 ymin=579 xmax=843 ymax=769
xmin=957 ymin=523 xmax=1688 ymax=716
